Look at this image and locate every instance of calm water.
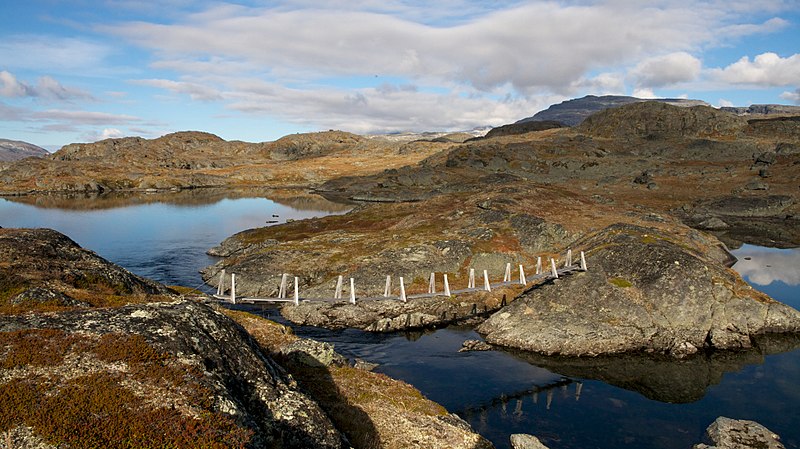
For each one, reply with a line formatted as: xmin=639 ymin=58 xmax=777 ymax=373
xmin=1 ymin=193 xmax=798 ymax=449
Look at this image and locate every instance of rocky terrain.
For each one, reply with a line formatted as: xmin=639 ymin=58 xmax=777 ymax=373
xmin=0 ymin=130 xmax=451 ymax=195
xmin=0 ymin=138 xmax=49 ymax=162
xmin=516 ymin=95 xmax=710 ymax=126
xmin=202 ymin=101 xmax=800 ymax=360
xmin=0 ymin=228 xmax=490 ymax=448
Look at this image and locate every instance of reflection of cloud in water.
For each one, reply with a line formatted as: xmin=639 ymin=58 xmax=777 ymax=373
xmin=732 ymin=246 xmax=800 ymax=286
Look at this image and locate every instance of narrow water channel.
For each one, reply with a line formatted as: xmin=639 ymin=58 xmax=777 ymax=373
xmin=1 ymin=192 xmax=798 ymax=449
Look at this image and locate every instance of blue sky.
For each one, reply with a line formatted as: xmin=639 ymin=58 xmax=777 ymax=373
xmin=1 ymin=1 xmax=799 ymax=149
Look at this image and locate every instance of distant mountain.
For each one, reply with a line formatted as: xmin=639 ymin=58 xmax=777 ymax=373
xmin=517 ymin=95 xmax=710 ymax=126
xmin=720 ymin=104 xmax=800 ymax=116
xmin=0 ymin=139 xmax=49 ymax=162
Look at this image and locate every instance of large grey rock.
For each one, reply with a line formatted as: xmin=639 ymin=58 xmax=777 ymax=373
xmin=510 ymin=433 xmax=550 ymax=449
xmin=694 ymin=417 xmax=785 ymax=449
xmin=478 ymin=223 xmax=800 ymax=357
xmin=0 ymin=300 xmax=345 ymax=448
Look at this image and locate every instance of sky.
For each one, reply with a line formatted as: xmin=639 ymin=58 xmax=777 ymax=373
xmin=1 ymin=0 xmax=799 ymax=149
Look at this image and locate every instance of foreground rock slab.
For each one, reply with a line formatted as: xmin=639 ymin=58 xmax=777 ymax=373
xmin=0 ymin=300 xmax=344 ymax=448
xmin=694 ymin=417 xmax=785 ymax=449
xmin=478 ymin=223 xmax=800 ymax=357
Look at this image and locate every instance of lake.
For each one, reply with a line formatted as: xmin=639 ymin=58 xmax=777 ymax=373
xmin=1 ymin=191 xmax=798 ymax=449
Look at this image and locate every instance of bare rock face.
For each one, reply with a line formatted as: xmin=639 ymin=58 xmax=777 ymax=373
xmin=477 ymin=223 xmax=800 ymax=357
xmin=0 ymin=228 xmax=174 ymax=311
xmin=694 ymin=417 xmax=785 ymax=449
xmin=0 ymin=138 xmax=49 ymax=162
xmin=0 ymin=300 xmax=345 ymax=448
xmin=577 ymin=102 xmax=747 ymax=139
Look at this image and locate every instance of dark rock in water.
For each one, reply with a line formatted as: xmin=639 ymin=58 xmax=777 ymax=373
xmin=694 ymin=417 xmax=785 ymax=449
xmin=459 ymin=339 xmax=493 ymax=352
xmin=477 ymin=223 xmax=800 ymax=357
xmin=510 ymin=433 xmax=550 ymax=449
xmin=0 ymin=300 xmax=346 ymax=448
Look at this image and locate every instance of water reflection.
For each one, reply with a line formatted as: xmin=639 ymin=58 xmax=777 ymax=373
xmin=507 ymin=333 xmax=800 ymax=404
xmin=3 ymin=187 xmax=352 ymax=213
xmin=732 ymin=245 xmax=800 ymax=287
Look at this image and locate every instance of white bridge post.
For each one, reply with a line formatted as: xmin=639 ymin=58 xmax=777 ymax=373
xmin=519 ymin=265 xmax=526 ymax=285
xmin=565 ymin=249 xmax=573 ymax=268
xmin=399 ymin=277 xmax=407 ymax=302
xmin=384 ymin=275 xmax=392 ymax=297
xmin=334 ymin=275 xmax=343 ymax=299
xmin=217 ymin=269 xmax=226 ymax=296
xmin=444 ymin=274 xmax=451 ymax=297
xmin=483 ymin=269 xmax=491 ymax=292
xmin=550 ymin=258 xmax=559 ymax=279
xmin=536 ymin=257 xmax=542 ymax=275
xmin=278 ymin=273 xmax=288 ymax=299
xmin=468 ymin=268 xmax=476 ymax=289
xmin=428 ymin=272 xmax=436 ymax=294
xmin=580 ymin=251 xmax=588 ymax=271
xmin=349 ymin=278 xmax=356 ymax=304
xmin=293 ymin=276 xmax=299 ymax=305
xmin=503 ymin=263 xmax=511 ymax=283
xmin=230 ymin=273 xmax=236 ymax=304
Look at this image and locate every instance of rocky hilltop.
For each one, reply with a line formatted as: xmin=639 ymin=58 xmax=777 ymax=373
xmin=0 ymin=130 xmax=452 ymax=195
xmin=517 ymin=95 xmax=710 ymax=126
xmin=0 ymin=138 xmax=49 ymax=162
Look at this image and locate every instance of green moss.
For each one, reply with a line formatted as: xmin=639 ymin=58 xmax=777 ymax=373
xmin=609 ymin=277 xmax=633 ymax=288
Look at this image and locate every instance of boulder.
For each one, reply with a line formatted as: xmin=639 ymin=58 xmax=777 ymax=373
xmin=510 ymin=434 xmax=551 ymax=449
xmin=0 ymin=300 xmax=345 ymax=448
xmin=478 ymin=223 xmax=800 ymax=357
xmin=694 ymin=417 xmax=785 ymax=449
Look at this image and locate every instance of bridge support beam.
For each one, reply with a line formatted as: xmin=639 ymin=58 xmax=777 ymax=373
xmin=483 ymin=270 xmax=491 ymax=292
xmin=428 ymin=272 xmax=436 ymax=294
xmin=444 ymin=274 xmax=451 ymax=297
xmin=503 ymin=263 xmax=511 ymax=283
xmin=279 ymin=273 xmax=288 ymax=299
xmin=468 ymin=268 xmax=475 ymax=289
xmin=230 ymin=273 xmax=236 ymax=304
xmin=519 ymin=265 xmax=526 ymax=285
xmin=384 ymin=275 xmax=392 ymax=297
xmin=334 ymin=275 xmax=343 ymax=299
xmin=580 ymin=251 xmax=588 ymax=271
xmin=550 ymin=258 xmax=558 ymax=279
xmin=349 ymin=278 xmax=356 ymax=304
xmin=217 ymin=269 xmax=225 ymax=296
xmin=536 ymin=257 xmax=542 ymax=275
xmin=566 ymin=249 xmax=573 ymax=267
xmin=399 ymin=277 xmax=407 ymax=302
xmin=293 ymin=276 xmax=299 ymax=305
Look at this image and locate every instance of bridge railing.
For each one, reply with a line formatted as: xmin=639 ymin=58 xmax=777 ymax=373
xmin=213 ymin=249 xmax=587 ymax=305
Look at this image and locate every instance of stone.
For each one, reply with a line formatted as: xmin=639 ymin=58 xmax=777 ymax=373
xmin=459 ymin=340 xmax=493 ymax=352
xmin=510 ymin=433 xmax=550 ymax=449
xmin=693 ymin=417 xmax=785 ymax=449
xmin=745 ymin=181 xmax=769 ymax=191
xmin=697 ymin=217 xmax=729 ymax=230
xmin=754 ymin=151 xmax=777 ymax=165
xmin=279 ymin=338 xmax=347 ymax=367
xmin=477 ymin=223 xmax=800 ymax=357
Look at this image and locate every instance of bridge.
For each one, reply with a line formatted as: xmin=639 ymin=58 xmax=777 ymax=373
xmin=212 ymin=249 xmax=587 ymax=305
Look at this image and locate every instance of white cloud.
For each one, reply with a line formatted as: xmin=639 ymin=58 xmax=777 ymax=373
xmin=82 ymin=127 xmax=126 ymax=142
xmin=718 ymin=99 xmax=735 ymax=107
xmin=780 ymin=89 xmax=800 ymax=104
xmin=0 ymin=71 xmax=93 ymax=101
xmin=629 ymin=52 xmax=702 ymax=88
xmin=0 ymin=36 xmax=112 ymax=74
xmin=32 ymin=109 xmax=142 ymax=125
xmin=710 ymin=52 xmax=800 ymax=86
xmin=131 ymin=78 xmax=223 ymax=101
xmin=632 ymin=87 xmax=657 ymax=99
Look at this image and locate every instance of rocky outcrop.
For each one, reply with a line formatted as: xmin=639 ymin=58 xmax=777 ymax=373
xmin=0 ymin=300 xmax=345 ymax=448
xmin=510 ymin=434 xmax=550 ymax=449
xmin=517 ymin=95 xmax=709 ymax=126
xmin=0 ymin=138 xmax=49 ymax=162
xmin=482 ymin=121 xmax=565 ymax=139
xmin=0 ymin=228 xmax=174 ymax=312
xmin=477 ymin=223 xmax=800 ymax=357
xmin=694 ymin=417 xmax=785 ymax=449
xmin=577 ymin=102 xmax=747 ymax=139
